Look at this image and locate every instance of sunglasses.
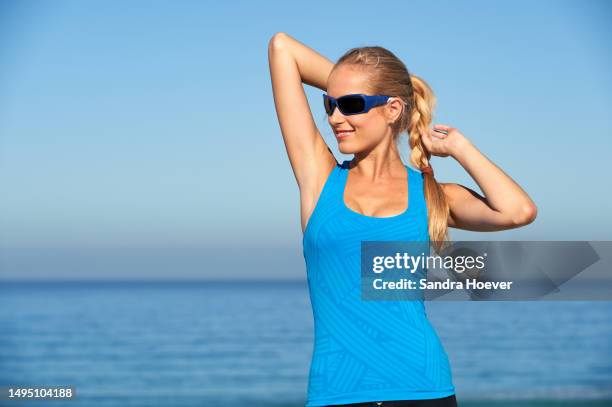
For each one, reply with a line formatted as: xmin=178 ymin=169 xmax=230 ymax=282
xmin=323 ymin=93 xmax=406 ymax=116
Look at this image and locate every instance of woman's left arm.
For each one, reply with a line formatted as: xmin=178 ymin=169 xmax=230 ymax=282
xmin=422 ymin=124 xmax=538 ymax=232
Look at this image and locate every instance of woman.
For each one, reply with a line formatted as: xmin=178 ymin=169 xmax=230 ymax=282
xmin=267 ymin=32 xmax=537 ymax=407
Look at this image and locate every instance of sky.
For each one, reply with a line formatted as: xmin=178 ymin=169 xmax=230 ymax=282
xmin=0 ymin=0 xmax=611 ymax=280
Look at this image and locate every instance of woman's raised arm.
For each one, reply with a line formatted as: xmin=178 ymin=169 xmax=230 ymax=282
xmin=268 ymin=32 xmax=338 ymax=232
xmin=268 ymin=32 xmax=337 ymax=186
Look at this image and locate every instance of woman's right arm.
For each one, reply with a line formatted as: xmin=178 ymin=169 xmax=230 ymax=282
xmin=268 ymin=32 xmax=337 ymax=232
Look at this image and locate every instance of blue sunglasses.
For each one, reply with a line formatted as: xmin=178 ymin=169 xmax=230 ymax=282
xmin=323 ymin=93 xmax=406 ymax=116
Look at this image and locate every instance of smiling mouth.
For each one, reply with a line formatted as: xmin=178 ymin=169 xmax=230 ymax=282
xmin=335 ymin=131 xmax=354 ymax=138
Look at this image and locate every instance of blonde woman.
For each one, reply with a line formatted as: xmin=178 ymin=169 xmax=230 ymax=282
xmin=268 ymin=32 xmax=537 ymax=407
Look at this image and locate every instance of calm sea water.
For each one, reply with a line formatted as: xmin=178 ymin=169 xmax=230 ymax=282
xmin=0 ymin=281 xmax=611 ymax=407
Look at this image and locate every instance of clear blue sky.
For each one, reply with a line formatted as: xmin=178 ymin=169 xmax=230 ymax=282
xmin=0 ymin=0 xmax=610 ymax=280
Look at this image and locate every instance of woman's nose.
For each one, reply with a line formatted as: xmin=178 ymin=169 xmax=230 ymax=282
xmin=329 ymin=105 xmax=345 ymax=122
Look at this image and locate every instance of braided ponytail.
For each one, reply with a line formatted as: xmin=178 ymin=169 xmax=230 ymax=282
xmin=408 ymin=74 xmax=450 ymax=253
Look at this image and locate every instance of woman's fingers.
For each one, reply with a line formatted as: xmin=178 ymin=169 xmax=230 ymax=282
xmin=421 ymin=131 xmax=433 ymax=151
xmin=430 ymin=127 xmax=447 ymax=138
xmin=434 ymin=123 xmax=452 ymax=131
xmin=421 ymin=128 xmax=452 ymax=157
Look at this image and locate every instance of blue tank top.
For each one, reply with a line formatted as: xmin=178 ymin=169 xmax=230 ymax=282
xmin=302 ymin=159 xmax=455 ymax=407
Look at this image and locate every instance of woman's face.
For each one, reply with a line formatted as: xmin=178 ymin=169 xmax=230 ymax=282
xmin=326 ymin=64 xmax=393 ymax=155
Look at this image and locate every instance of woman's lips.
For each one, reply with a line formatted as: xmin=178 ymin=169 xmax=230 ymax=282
xmin=335 ymin=131 xmax=354 ymax=139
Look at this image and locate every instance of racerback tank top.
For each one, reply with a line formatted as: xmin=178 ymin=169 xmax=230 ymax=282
xmin=302 ymin=159 xmax=455 ymax=407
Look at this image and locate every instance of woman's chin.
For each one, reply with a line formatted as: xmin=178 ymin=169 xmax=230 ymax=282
xmin=338 ymin=145 xmax=352 ymax=154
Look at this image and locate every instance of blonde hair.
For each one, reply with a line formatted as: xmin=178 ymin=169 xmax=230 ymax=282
xmin=335 ymin=46 xmax=450 ymax=253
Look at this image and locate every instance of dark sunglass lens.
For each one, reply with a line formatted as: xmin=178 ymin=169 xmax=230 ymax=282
xmin=338 ymin=96 xmax=365 ymax=114
xmin=323 ymin=95 xmax=334 ymax=115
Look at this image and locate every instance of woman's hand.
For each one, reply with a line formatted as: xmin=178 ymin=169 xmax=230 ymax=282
xmin=421 ymin=124 xmax=470 ymax=159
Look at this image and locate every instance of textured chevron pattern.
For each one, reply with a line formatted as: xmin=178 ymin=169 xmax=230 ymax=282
xmin=302 ymin=160 xmax=456 ymax=407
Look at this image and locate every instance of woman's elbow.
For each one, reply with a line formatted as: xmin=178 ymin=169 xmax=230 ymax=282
xmin=269 ymin=32 xmax=288 ymax=52
xmin=512 ymin=202 xmax=538 ymax=226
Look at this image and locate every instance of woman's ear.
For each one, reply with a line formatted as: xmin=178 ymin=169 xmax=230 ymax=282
xmin=386 ymin=98 xmax=406 ymax=124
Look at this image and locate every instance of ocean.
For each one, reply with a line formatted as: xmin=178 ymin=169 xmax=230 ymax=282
xmin=0 ymin=281 xmax=611 ymax=407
